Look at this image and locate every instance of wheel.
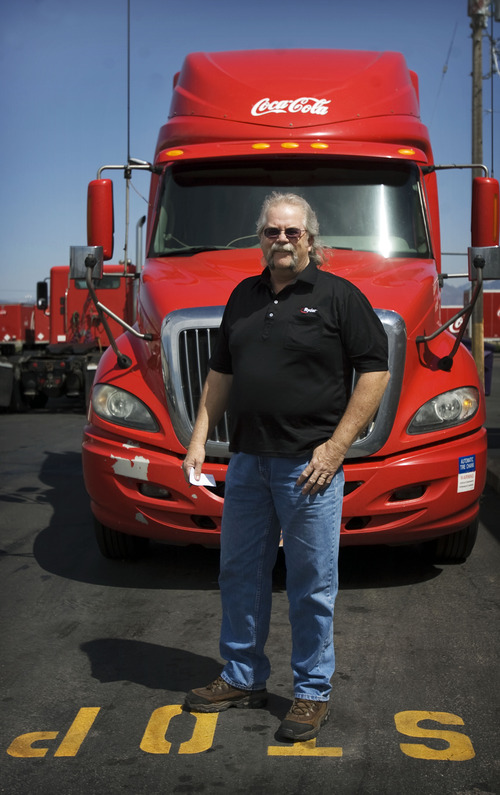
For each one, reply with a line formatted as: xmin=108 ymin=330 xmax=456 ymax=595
xmin=28 ymin=393 xmax=48 ymax=409
xmin=422 ymin=518 xmax=479 ymax=564
xmin=9 ymin=377 xmax=27 ymax=412
xmin=93 ymin=518 xmax=149 ymax=560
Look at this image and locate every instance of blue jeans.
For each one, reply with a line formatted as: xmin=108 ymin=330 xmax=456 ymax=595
xmin=219 ymin=452 xmax=343 ymax=701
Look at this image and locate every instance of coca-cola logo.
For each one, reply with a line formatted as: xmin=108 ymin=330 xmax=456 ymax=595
xmin=449 ymin=317 xmax=464 ymax=335
xmin=251 ymin=97 xmax=331 ymax=117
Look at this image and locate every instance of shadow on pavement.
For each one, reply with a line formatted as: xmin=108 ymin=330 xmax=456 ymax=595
xmin=29 ymin=448 xmax=444 ymax=591
xmin=80 ymin=638 xmax=221 ymax=691
xmin=80 ymin=637 xmax=291 ymax=718
xmin=478 ymin=486 xmax=500 ymax=543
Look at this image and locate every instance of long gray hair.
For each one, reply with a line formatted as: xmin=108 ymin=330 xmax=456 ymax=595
xmin=256 ymin=192 xmax=325 ymax=265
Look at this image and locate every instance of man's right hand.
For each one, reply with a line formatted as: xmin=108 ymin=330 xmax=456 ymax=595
xmin=181 ymin=442 xmax=207 ymax=484
xmin=181 ymin=368 xmax=232 ymax=484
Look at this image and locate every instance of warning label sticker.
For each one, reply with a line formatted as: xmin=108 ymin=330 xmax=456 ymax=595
xmin=457 ymin=455 xmax=476 ymax=493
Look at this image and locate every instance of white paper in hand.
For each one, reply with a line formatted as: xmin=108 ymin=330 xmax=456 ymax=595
xmin=189 ymin=467 xmax=216 ymax=487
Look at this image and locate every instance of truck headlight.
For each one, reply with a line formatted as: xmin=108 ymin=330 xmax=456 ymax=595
xmin=407 ymin=387 xmax=479 ymax=434
xmin=92 ymin=384 xmax=158 ymax=431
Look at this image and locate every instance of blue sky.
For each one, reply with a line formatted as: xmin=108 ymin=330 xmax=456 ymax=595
xmin=1 ymin=0 xmax=498 ymax=303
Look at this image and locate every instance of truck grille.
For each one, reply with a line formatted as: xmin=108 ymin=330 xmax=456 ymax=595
xmin=178 ymin=325 xmax=230 ymax=444
xmin=161 ymin=306 xmax=406 ymax=459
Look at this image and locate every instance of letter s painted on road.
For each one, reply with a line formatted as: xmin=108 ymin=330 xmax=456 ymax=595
xmin=394 ymin=710 xmax=475 ymax=761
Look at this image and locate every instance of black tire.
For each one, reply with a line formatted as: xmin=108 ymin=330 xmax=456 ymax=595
xmin=28 ymin=393 xmax=49 ymax=409
xmin=93 ymin=518 xmax=149 ymax=560
xmin=423 ymin=518 xmax=479 ymax=564
xmin=9 ymin=377 xmax=27 ymax=412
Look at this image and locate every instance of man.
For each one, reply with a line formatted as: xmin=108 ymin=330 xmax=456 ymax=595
xmin=182 ymin=192 xmax=389 ymax=741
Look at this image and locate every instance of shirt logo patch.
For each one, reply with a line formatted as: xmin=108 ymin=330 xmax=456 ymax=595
xmin=300 ymin=307 xmax=318 ymax=314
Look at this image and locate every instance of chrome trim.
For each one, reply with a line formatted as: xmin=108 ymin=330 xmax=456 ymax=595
xmin=161 ymin=307 xmax=406 ymax=459
xmin=161 ymin=307 xmax=228 ymax=458
xmin=349 ymin=309 xmax=406 ymax=457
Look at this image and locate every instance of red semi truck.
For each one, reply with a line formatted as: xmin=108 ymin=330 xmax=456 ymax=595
xmin=442 ymin=290 xmax=500 ymax=341
xmin=77 ymin=49 xmax=500 ymax=562
xmin=0 ymin=303 xmax=47 ymax=351
xmin=0 ymin=263 xmax=136 ymax=409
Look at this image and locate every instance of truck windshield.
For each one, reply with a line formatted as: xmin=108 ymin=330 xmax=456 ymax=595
xmin=150 ymin=159 xmax=430 ymax=258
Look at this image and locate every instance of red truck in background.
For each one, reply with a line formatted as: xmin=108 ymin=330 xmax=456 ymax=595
xmin=442 ymin=290 xmax=499 ymax=396
xmin=442 ymin=290 xmax=500 ymax=341
xmin=76 ymin=49 xmax=500 ymax=564
xmin=0 ymin=263 xmax=137 ymax=409
xmin=483 ymin=290 xmax=500 ymax=340
xmin=0 ymin=302 xmax=49 ymax=351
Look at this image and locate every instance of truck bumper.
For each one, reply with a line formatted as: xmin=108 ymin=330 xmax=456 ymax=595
xmin=82 ymin=425 xmax=225 ymax=547
xmin=341 ymin=427 xmax=486 ymax=544
xmin=82 ymin=425 xmax=487 ymax=548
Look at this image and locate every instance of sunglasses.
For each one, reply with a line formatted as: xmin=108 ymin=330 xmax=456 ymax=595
xmin=263 ymin=227 xmax=306 ymax=242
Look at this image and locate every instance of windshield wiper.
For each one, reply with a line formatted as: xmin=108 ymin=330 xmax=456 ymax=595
xmin=159 ymin=246 xmax=235 ymax=256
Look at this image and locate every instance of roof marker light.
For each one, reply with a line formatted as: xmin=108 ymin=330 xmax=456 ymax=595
xmin=311 ymin=143 xmax=329 ymax=149
xmin=398 ymin=148 xmax=416 ymax=156
xmin=281 ymin=142 xmax=299 ymax=149
xmin=166 ymin=149 xmax=184 ymax=157
xmin=252 ymin=143 xmax=270 ymax=149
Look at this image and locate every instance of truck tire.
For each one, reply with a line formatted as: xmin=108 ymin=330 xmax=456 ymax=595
xmin=93 ymin=518 xmax=149 ymax=560
xmin=422 ymin=518 xmax=479 ymax=564
xmin=9 ymin=377 xmax=27 ymax=412
xmin=28 ymin=393 xmax=48 ymax=409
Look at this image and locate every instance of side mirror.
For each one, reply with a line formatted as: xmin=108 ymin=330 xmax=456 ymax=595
xmin=69 ymin=246 xmax=104 ymax=280
xmin=87 ymin=179 xmax=114 ymax=260
xmin=36 ymin=281 xmax=48 ymax=310
xmin=471 ymin=177 xmax=499 ymax=247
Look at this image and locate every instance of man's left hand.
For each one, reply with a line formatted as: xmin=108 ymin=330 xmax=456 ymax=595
xmin=297 ymin=439 xmax=345 ymax=496
xmin=297 ymin=370 xmax=390 ymax=496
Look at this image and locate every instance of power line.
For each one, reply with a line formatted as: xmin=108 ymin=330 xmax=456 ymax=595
xmin=429 ymin=19 xmax=459 ymax=128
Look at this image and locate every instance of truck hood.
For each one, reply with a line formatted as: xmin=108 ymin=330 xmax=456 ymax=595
xmin=140 ymin=250 xmax=438 ymax=339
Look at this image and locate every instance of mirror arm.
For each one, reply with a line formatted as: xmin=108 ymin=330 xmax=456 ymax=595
xmin=416 ymin=256 xmax=485 ymax=371
xmin=84 ymin=255 xmax=152 ymax=370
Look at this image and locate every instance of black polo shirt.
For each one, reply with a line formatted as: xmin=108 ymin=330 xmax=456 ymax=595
xmin=209 ymin=262 xmax=388 ymax=457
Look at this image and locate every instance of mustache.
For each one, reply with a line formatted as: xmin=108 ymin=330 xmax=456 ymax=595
xmin=265 ymin=241 xmax=299 ymax=269
xmin=270 ymin=242 xmax=295 ymax=254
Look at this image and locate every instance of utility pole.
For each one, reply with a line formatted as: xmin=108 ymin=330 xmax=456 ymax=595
xmin=468 ymin=0 xmax=489 ymax=387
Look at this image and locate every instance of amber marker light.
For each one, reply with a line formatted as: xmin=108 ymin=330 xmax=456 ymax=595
xmin=166 ymin=149 xmax=184 ymax=157
xmin=398 ymin=148 xmax=416 ymax=156
xmin=281 ymin=142 xmax=300 ymax=149
xmin=252 ymin=143 xmax=271 ymax=149
xmin=311 ymin=143 xmax=329 ymax=149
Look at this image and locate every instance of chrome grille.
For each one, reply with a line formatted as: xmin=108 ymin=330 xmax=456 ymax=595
xmin=179 ymin=326 xmax=230 ymax=444
xmin=161 ymin=306 xmax=406 ymax=459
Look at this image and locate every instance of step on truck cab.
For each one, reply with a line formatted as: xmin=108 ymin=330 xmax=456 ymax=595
xmin=78 ymin=49 xmax=500 ymax=561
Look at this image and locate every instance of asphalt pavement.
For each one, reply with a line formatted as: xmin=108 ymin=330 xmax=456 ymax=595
xmin=0 ymin=354 xmax=499 ymax=795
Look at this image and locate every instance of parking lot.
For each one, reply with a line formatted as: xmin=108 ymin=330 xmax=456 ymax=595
xmin=1 ymin=359 xmax=499 ymax=794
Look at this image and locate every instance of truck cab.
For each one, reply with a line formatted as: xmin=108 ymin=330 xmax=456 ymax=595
xmin=80 ymin=50 xmax=499 ymax=561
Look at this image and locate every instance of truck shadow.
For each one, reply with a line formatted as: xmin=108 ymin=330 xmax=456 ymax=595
xmin=478 ymin=485 xmax=500 ymax=544
xmin=0 ymin=395 xmax=87 ymax=416
xmin=30 ymin=449 xmax=445 ymax=591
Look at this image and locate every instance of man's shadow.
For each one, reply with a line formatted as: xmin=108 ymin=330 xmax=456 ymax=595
xmin=80 ymin=637 xmax=290 ymax=718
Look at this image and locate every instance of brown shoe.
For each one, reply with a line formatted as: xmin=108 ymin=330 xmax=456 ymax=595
xmin=278 ymin=698 xmax=330 ymax=741
xmin=184 ymin=675 xmax=268 ymax=713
